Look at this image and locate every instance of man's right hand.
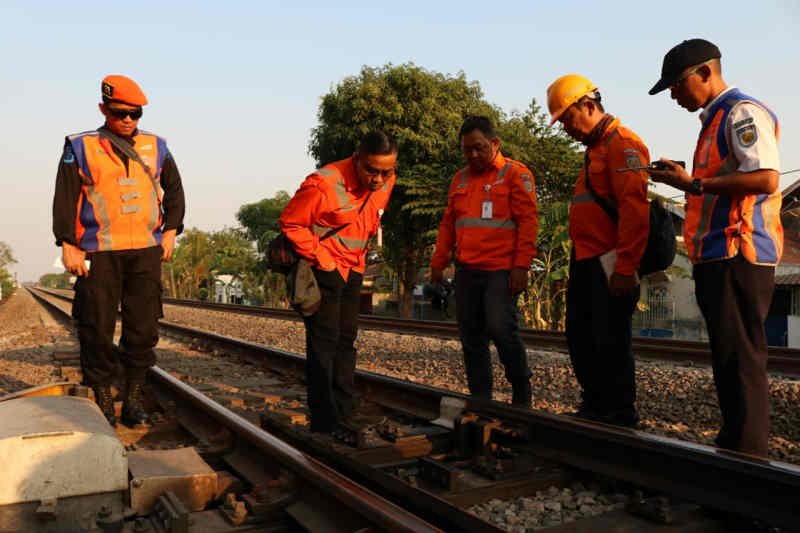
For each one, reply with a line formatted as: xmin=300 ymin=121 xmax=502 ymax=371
xmin=431 ymin=268 xmax=443 ymax=285
xmin=62 ymin=242 xmax=88 ymax=277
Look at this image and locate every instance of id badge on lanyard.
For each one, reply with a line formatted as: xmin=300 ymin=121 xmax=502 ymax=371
xmin=481 ymin=184 xmax=493 ymax=219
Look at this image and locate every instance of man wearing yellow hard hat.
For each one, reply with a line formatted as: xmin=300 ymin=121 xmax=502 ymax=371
xmin=52 ymin=75 xmax=186 ymax=427
xmin=546 ymin=74 xmax=650 ymax=427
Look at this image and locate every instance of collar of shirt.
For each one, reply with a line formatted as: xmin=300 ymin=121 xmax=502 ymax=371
xmin=699 ymin=86 xmax=736 ymax=123
xmin=491 ymin=151 xmax=507 ymax=171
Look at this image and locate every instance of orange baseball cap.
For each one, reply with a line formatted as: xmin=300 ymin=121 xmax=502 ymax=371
xmin=101 ymin=75 xmax=148 ymax=106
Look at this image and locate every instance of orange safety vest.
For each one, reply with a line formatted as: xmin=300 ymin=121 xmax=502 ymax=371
xmin=430 ymin=152 xmax=538 ymax=271
xmin=279 ymin=156 xmax=395 ymax=281
xmin=68 ymin=130 xmax=167 ymax=252
xmin=569 ymin=119 xmax=650 ymax=276
xmin=686 ymin=89 xmax=782 ymax=265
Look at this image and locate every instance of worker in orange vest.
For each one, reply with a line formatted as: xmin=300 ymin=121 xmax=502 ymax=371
xmin=547 ymin=74 xmax=650 ymax=427
xmin=648 ymin=39 xmax=782 ymax=456
xmin=280 ymin=131 xmax=397 ymax=434
xmin=430 ymin=116 xmax=538 ymax=407
xmin=52 ymin=75 xmax=185 ymax=427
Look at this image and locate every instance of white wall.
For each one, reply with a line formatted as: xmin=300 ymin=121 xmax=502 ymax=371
xmin=788 ymin=316 xmax=800 ymax=348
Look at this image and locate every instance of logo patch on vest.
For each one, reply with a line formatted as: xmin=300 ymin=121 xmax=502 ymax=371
xmin=736 ymin=124 xmax=757 ymax=147
xmin=626 ymin=153 xmax=641 ymax=169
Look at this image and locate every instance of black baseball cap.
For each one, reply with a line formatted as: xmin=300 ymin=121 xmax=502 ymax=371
xmin=648 ymin=39 xmax=721 ymax=95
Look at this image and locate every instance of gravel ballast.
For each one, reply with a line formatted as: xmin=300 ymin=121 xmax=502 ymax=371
xmin=161 ymin=304 xmax=800 ymax=465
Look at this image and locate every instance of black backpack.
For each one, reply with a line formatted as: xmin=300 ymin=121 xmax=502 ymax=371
xmin=583 ymin=153 xmax=676 ymax=276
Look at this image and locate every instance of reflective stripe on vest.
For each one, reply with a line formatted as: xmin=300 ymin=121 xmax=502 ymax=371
xmin=455 ymin=217 xmax=516 ymax=230
xmin=686 ymin=89 xmax=782 ymax=265
xmin=69 ymin=131 xmax=167 ymax=251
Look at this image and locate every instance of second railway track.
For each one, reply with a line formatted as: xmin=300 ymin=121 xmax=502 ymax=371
xmin=164 ymin=296 xmax=800 ymax=375
xmin=30 ymin=286 xmax=800 ymax=531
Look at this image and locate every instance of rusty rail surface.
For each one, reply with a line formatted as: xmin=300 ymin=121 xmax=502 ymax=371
xmin=30 ymin=287 xmax=800 ymax=529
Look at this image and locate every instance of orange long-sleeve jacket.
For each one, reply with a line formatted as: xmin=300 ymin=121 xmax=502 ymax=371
xmin=569 ymin=118 xmax=649 ymax=276
xmin=431 ymin=152 xmax=538 ymax=271
xmin=279 ymin=156 xmax=394 ymax=281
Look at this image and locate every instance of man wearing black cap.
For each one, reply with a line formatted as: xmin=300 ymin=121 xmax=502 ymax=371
xmin=648 ymin=39 xmax=782 ymax=456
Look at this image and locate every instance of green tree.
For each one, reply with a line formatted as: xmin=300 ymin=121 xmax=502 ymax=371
xmin=166 ymin=228 xmax=213 ymax=299
xmin=39 ymin=272 xmax=72 ymax=289
xmin=309 ymin=63 xmax=498 ymax=316
xmin=0 ymin=241 xmax=17 ymax=299
xmin=237 ymin=191 xmax=292 ymax=306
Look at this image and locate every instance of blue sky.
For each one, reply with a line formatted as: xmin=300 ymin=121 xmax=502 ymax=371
xmin=1 ymin=1 xmax=798 ymax=281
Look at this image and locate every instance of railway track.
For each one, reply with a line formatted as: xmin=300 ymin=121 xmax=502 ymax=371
xmin=29 ymin=286 xmax=800 ymax=531
xmin=159 ymin=295 xmax=800 ymax=375
xmin=37 ymin=288 xmax=800 ymax=375
xmin=17 ymin=289 xmax=440 ymax=532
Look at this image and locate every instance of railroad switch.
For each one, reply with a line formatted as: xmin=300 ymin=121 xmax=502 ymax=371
xmin=454 ymin=414 xmax=502 ymax=455
xmin=220 ymin=493 xmax=248 ymax=526
xmin=418 ymin=456 xmax=466 ymax=491
xmin=472 ymin=449 xmax=539 ymax=481
xmin=150 ymin=491 xmax=190 ymax=532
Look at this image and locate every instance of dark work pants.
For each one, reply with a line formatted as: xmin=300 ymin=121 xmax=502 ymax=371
xmin=72 ymin=246 xmax=163 ymax=386
xmin=565 ymin=255 xmax=639 ymax=418
xmin=694 ymin=255 xmax=774 ymax=456
xmin=303 ymin=269 xmax=363 ymax=433
xmin=454 ymin=268 xmax=531 ymax=400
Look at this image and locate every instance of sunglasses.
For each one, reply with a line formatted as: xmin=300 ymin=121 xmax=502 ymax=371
xmin=359 ymin=161 xmax=395 ymax=178
xmin=671 ymin=62 xmax=710 ymax=89
xmin=107 ymin=107 xmax=143 ymax=120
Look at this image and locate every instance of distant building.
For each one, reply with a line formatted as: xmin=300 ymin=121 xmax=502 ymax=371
xmin=636 ymin=179 xmax=800 ymax=346
xmin=213 ymin=274 xmax=243 ymax=304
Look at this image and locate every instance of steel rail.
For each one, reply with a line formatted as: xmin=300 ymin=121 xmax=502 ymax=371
xmin=32 ymin=287 xmax=800 ymax=528
xmin=26 ymin=287 xmax=442 ymax=533
xmin=158 ymin=295 xmax=800 ymax=373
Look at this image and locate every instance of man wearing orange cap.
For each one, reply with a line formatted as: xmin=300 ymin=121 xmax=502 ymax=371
xmin=546 ymin=74 xmax=650 ymax=427
xmin=52 ymin=75 xmax=185 ymax=427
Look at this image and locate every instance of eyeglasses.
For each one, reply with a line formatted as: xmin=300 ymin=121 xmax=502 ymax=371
xmin=671 ymin=62 xmax=709 ymax=89
xmin=107 ymin=107 xmax=143 ymax=120
xmin=359 ymin=161 xmax=395 ymax=178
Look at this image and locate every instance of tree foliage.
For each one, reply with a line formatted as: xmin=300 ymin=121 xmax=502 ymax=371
xmin=309 ymin=63 xmax=499 ymax=316
xmin=39 ymin=272 xmax=72 ymax=289
xmin=237 ymin=191 xmax=292 ymax=306
xmin=164 ymin=227 xmax=258 ymax=301
xmin=0 ymin=241 xmax=16 ymax=269
xmin=308 ymin=63 xmax=583 ymax=320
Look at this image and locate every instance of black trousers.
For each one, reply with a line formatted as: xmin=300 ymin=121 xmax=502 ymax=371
xmin=303 ymin=268 xmax=363 ymax=433
xmin=694 ymin=255 xmax=774 ymax=456
xmin=566 ymin=255 xmax=639 ymax=418
xmin=72 ymin=246 xmax=163 ymax=386
xmin=454 ymin=268 xmax=531 ymax=400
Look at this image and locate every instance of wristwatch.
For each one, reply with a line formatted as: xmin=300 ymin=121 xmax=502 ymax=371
xmin=689 ymin=178 xmax=704 ymax=196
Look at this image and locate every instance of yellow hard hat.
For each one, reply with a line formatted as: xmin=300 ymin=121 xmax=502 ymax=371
xmin=546 ymin=74 xmax=597 ymax=125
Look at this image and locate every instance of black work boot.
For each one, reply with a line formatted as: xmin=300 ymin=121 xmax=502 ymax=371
xmin=92 ymin=385 xmax=117 ymax=427
xmin=121 ymin=381 xmax=151 ymax=428
xmin=511 ymin=381 xmax=532 ymax=408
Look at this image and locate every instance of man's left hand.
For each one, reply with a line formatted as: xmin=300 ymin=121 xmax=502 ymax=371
xmin=161 ymin=229 xmax=177 ymax=262
xmin=648 ymin=158 xmax=692 ymax=192
xmin=509 ymin=267 xmax=529 ymax=295
xmin=609 ymin=272 xmax=638 ymax=297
